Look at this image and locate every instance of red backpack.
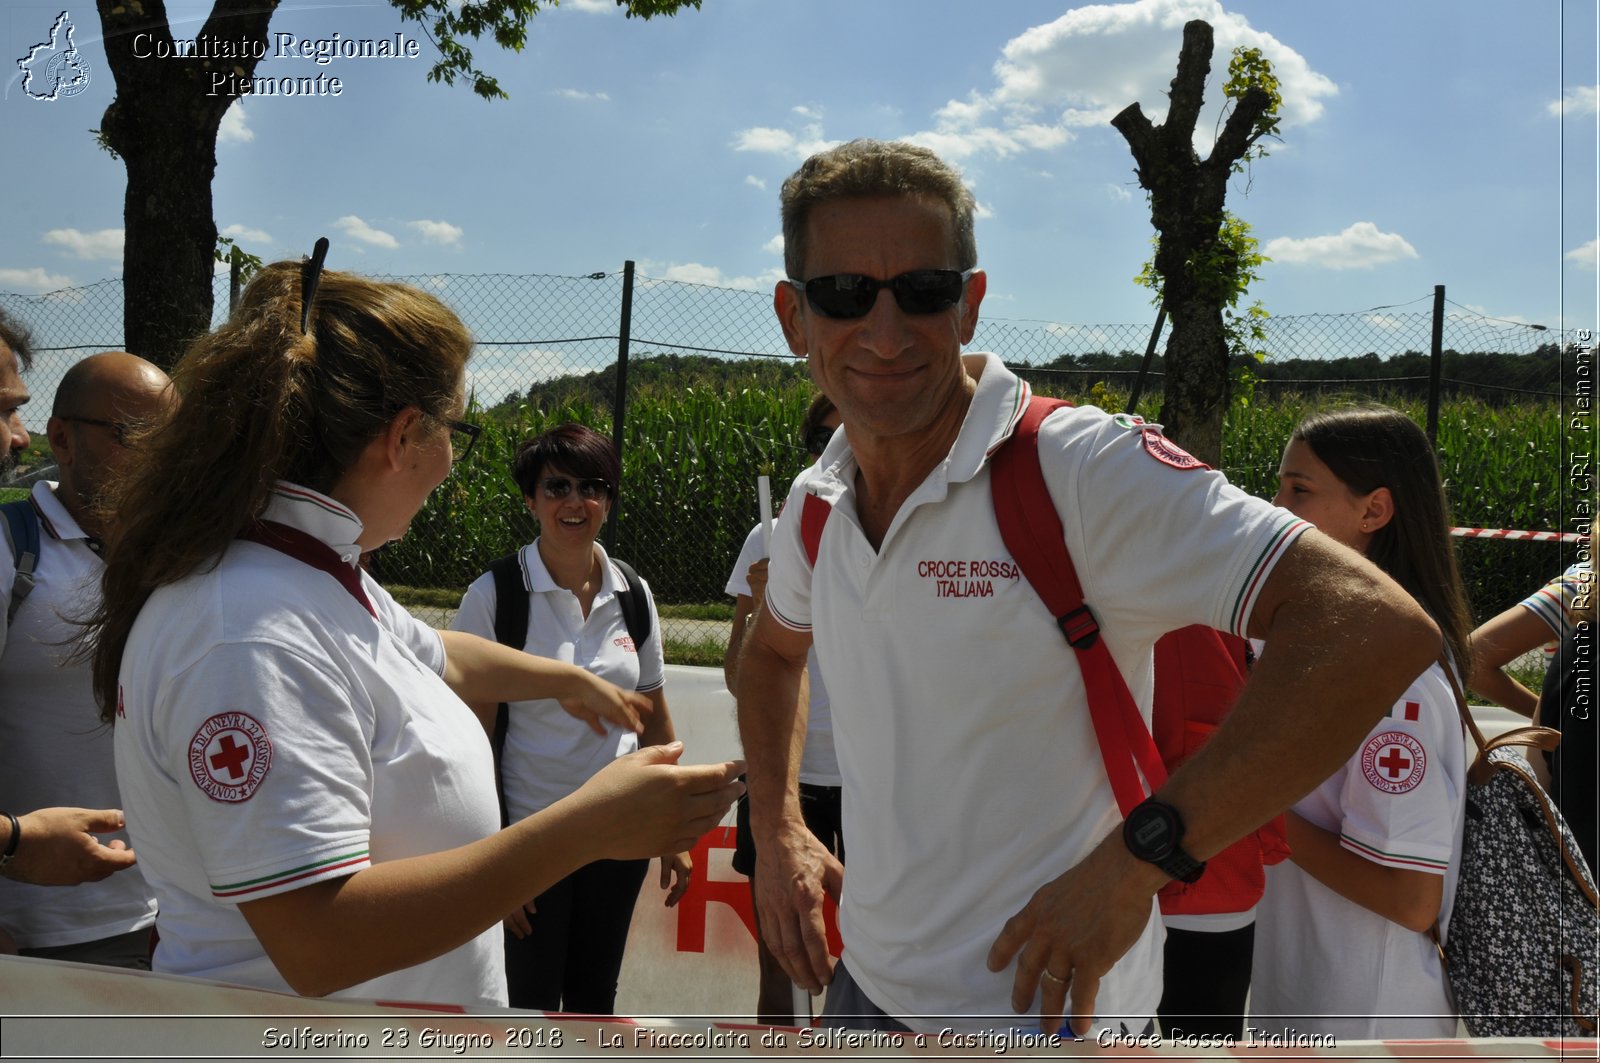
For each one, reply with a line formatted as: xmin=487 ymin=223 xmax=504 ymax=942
xmin=800 ymin=394 xmax=1287 ymax=914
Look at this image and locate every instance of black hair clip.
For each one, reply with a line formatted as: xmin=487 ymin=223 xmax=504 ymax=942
xmin=300 ymin=236 xmax=330 ymax=334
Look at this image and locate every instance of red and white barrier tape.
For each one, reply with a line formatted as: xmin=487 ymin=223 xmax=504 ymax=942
xmin=1451 ymin=527 xmax=1588 ymax=543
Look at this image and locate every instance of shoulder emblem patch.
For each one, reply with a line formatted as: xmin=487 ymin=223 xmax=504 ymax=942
xmin=1360 ymin=731 xmax=1427 ymax=794
xmin=1139 ymin=426 xmax=1208 ymax=470
xmin=1111 ymin=412 xmax=1147 ymax=430
xmin=189 ymin=712 xmax=273 ymax=803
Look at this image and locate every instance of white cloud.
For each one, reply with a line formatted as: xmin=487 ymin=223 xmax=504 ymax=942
xmin=763 ymin=233 xmax=784 ymax=256
xmin=1264 ymin=222 xmax=1418 ymax=270
xmin=902 ymin=0 xmax=1335 ymax=161
xmin=646 ymin=261 xmax=786 ymax=292
xmin=554 ymin=88 xmax=610 ymax=102
xmin=408 ymin=219 xmax=464 ymax=246
xmin=792 ymin=105 xmax=820 ymax=119
xmin=218 ymin=100 xmax=253 ymax=144
xmin=42 ymin=227 xmax=123 ymax=261
xmin=1567 ymin=238 xmax=1598 ymax=272
xmin=745 ymin=175 xmax=767 ymax=191
xmin=1548 ymin=85 xmax=1599 ymax=119
xmin=334 ymin=215 xmax=399 ymax=249
xmin=0 ymin=267 xmax=74 ymax=291
xmin=732 ymin=123 xmax=839 ymax=160
xmin=973 ymin=200 xmax=995 ymax=220
xmin=1107 ymin=183 xmax=1134 ymax=202
xmin=221 ymin=223 xmax=272 ymax=246
xmin=564 ymin=0 xmax=616 ymax=12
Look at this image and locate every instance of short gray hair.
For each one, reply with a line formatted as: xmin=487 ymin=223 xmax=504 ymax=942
xmin=779 ymin=139 xmax=978 ymax=280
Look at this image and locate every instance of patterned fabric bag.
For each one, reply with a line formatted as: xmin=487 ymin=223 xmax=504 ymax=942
xmin=1440 ymin=669 xmax=1599 ymax=1036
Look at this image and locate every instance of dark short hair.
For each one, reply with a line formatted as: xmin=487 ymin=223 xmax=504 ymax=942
xmin=0 ymin=306 xmax=36 ymax=371
xmin=780 ymin=139 xmax=978 ymax=280
xmin=513 ymin=423 xmax=620 ymax=501
xmin=801 ymin=392 xmax=837 ymax=441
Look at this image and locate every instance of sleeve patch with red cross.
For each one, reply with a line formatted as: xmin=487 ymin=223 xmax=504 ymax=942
xmin=1360 ymin=731 xmax=1427 ymax=794
xmin=1139 ymin=426 xmax=1208 ymax=470
xmin=188 ymin=712 xmax=273 ymax=803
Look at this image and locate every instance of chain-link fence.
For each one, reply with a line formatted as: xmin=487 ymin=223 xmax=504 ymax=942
xmin=1 ymin=271 xmax=1584 ymax=656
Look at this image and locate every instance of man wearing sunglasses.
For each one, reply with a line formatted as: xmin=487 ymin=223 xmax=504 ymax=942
xmin=736 ymin=139 xmax=1439 ymax=1039
xmin=0 ymin=351 xmax=174 ymax=969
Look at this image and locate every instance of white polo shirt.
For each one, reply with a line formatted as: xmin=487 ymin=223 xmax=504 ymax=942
xmin=0 ymin=482 xmax=157 ymax=948
xmin=451 ymin=539 xmax=664 ymax=820
xmin=1251 ymin=660 xmax=1466 ymax=1039
xmin=763 ymin=353 xmax=1307 ymax=1033
xmin=114 ymin=482 xmax=504 ymax=1006
xmin=727 ymin=516 xmax=840 ymax=787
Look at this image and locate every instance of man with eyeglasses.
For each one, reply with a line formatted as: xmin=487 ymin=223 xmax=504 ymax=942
xmin=735 ymin=139 xmax=1439 ymax=1039
xmin=0 ymin=350 xmax=174 ymax=969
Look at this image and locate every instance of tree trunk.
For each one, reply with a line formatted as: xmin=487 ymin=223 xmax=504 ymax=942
xmin=96 ymin=0 xmax=278 ymax=369
xmin=1111 ymin=19 xmax=1271 ymax=467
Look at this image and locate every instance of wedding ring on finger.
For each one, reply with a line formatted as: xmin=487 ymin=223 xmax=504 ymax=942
xmin=1041 ymin=969 xmax=1069 ymax=987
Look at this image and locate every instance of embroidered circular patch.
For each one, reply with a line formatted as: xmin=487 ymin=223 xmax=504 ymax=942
xmin=1360 ymin=731 xmax=1427 ymax=794
xmin=1139 ymin=427 xmax=1207 ymax=470
xmin=188 ymin=712 xmax=273 ymax=803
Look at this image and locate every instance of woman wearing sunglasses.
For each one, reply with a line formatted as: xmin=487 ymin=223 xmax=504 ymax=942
xmin=451 ymin=423 xmax=685 ymax=1014
xmin=87 ymin=260 xmax=741 ymax=1008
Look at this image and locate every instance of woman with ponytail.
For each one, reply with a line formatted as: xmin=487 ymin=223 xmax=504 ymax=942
xmin=88 ymin=254 xmax=742 ymax=1007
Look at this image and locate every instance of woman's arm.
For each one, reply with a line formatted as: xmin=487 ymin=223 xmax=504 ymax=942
xmin=1468 ymin=605 xmax=1555 ymax=717
xmin=1284 ymin=810 xmax=1444 ymax=933
xmin=239 ymin=743 xmax=743 ymax=997
xmin=437 ymin=629 xmax=648 ymax=736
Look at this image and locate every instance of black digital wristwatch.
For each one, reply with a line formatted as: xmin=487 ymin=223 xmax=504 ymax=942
xmin=1122 ymin=797 xmax=1206 ymax=884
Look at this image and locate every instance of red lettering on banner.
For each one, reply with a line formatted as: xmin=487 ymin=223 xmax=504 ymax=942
xmin=675 ymin=826 xmax=840 ymax=957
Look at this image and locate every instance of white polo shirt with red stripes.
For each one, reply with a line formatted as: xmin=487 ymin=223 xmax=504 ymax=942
xmin=1251 ymin=660 xmax=1466 ymax=1038
xmin=761 ymin=353 xmax=1308 ymax=1033
xmin=113 ymin=482 xmax=504 ymax=1006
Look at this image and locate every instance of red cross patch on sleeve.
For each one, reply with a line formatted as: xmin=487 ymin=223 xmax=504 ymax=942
xmin=1139 ymin=426 xmax=1208 ymax=470
xmin=188 ymin=712 xmax=273 ymax=803
xmin=1360 ymin=731 xmax=1427 ymax=794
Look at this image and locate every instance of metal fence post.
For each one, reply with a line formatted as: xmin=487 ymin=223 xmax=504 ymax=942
xmin=229 ymin=247 xmax=242 ymax=314
xmin=606 ymin=260 xmax=635 ymax=552
xmin=1428 ymin=284 xmax=1445 ymax=445
xmin=1126 ymin=303 xmax=1167 ymax=416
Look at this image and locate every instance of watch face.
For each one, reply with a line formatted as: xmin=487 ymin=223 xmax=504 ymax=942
xmin=1128 ymin=805 xmax=1176 ymax=859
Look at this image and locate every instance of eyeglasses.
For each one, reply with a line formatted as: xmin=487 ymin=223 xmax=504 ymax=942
xmin=58 ymin=415 xmax=140 ymax=446
xmin=446 ymin=419 xmax=480 ymax=463
xmin=805 ymin=424 xmax=838 ymax=456
xmin=788 ymin=268 xmax=974 ymax=320
xmin=539 ymin=476 xmax=611 ymax=501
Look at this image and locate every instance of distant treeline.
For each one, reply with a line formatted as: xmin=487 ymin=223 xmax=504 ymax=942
xmin=487 ymin=346 xmax=1566 ymax=416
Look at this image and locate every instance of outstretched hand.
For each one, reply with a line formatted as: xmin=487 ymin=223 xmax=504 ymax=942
xmin=4 ymin=807 xmax=139 ymax=886
xmin=558 ymin=673 xmax=652 ymax=736
xmin=577 ymin=743 xmax=744 ymax=859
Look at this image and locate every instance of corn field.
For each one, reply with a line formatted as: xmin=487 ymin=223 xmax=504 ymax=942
xmin=371 ymin=376 xmax=1573 ymax=628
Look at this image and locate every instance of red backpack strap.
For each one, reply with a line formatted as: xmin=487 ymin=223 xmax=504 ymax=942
xmin=801 ymin=491 xmax=831 ymax=568
xmin=990 ymin=395 xmax=1167 ymax=815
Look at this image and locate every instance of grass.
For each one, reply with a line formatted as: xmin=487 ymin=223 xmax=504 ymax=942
xmin=662 ymin=634 xmax=728 ymax=669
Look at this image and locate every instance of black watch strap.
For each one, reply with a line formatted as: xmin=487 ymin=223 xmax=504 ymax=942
xmin=1122 ymin=797 xmax=1206 ymax=884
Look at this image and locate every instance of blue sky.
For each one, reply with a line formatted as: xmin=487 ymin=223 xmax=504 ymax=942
xmin=2 ymin=0 xmax=1595 ymax=343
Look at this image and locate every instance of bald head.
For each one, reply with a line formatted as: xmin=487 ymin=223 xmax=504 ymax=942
xmin=48 ymin=352 xmax=174 ymax=536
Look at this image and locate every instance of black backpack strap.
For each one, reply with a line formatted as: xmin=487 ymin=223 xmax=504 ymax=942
xmin=1 ymin=498 xmax=42 ymax=626
xmin=486 ymin=552 xmax=528 ymax=828
xmin=608 ymin=557 xmax=653 ymax=660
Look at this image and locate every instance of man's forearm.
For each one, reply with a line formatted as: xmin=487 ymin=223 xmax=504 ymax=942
xmin=1160 ymin=562 xmax=1439 ymax=862
xmin=734 ymin=631 xmax=809 ymax=832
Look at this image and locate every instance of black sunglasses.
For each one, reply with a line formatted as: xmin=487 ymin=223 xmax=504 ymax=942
xmin=58 ymin=415 xmax=141 ymax=446
xmin=539 ymin=476 xmax=611 ymax=501
xmin=805 ymin=424 xmax=838 ymax=456
xmin=446 ymin=419 xmax=480 ymax=463
xmin=789 ymin=268 xmax=974 ymax=320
